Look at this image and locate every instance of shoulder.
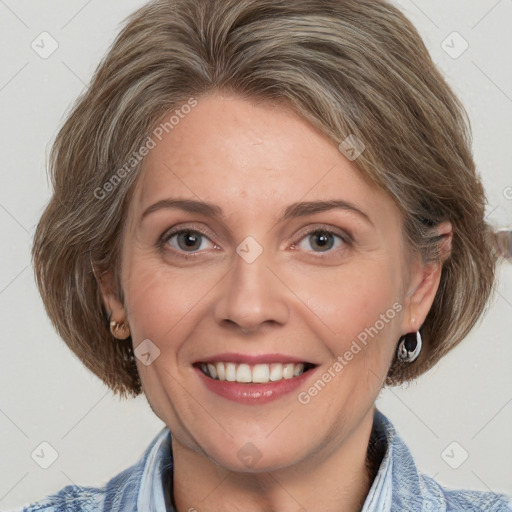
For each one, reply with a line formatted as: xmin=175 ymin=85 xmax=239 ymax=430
xmin=371 ymin=409 xmax=512 ymax=511
xmin=10 ymin=426 xmax=171 ymax=512
xmin=10 ymin=463 xmax=142 ymax=512
xmin=418 ymin=473 xmax=512 ymax=511
xmin=9 ymin=484 xmax=106 ymax=512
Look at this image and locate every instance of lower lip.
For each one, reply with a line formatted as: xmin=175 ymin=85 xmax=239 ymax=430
xmin=194 ymin=366 xmax=318 ymax=405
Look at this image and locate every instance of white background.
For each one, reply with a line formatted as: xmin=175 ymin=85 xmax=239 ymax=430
xmin=0 ymin=0 xmax=511 ymax=509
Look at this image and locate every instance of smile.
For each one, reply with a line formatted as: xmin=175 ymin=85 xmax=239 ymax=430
xmin=196 ymin=361 xmax=316 ymax=384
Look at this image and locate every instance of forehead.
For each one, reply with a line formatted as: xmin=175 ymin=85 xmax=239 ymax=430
xmin=130 ymin=92 xmax=398 ymax=227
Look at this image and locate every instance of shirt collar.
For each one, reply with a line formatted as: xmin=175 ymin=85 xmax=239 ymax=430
xmin=361 ymin=408 xmax=396 ymax=511
xmin=363 ymin=408 xmax=428 ymax=511
xmin=136 ymin=425 xmax=174 ymax=511
xmin=130 ymin=408 xmax=418 ymax=511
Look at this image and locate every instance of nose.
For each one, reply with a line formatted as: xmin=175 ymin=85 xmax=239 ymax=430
xmin=213 ymin=246 xmax=290 ymax=334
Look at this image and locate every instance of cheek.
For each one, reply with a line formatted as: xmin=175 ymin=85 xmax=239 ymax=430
xmin=289 ymin=257 xmax=400 ymax=340
xmin=124 ymin=244 xmax=402 ymax=361
xmin=122 ymin=258 xmax=219 ymax=347
xmin=289 ymin=260 xmax=402 ymax=396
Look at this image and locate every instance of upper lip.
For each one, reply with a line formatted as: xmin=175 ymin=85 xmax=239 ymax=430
xmin=194 ymin=353 xmax=318 ymax=365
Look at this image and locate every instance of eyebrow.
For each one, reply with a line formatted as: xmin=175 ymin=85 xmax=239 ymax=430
xmin=141 ymin=198 xmax=373 ymax=226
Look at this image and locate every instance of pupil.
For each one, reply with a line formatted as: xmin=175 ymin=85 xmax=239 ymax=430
xmin=179 ymin=232 xmax=200 ymax=250
xmin=312 ymin=231 xmax=333 ymax=251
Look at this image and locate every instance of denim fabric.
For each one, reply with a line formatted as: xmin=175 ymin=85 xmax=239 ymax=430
xmin=11 ymin=409 xmax=512 ymax=511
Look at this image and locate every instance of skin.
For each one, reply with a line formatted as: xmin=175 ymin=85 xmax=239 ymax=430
xmin=99 ymin=92 xmax=452 ymax=512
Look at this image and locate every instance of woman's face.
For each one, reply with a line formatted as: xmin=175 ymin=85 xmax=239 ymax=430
xmin=105 ymin=92 xmax=440 ymax=472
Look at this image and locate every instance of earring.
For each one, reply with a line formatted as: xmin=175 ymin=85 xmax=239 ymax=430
xmin=110 ymin=320 xmax=130 ymax=339
xmin=396 ymin=331 xmax=422 ymax=363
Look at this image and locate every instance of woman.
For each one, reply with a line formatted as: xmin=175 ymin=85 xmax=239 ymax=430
xmin=13 ymin=0 xmax=511 ymax=510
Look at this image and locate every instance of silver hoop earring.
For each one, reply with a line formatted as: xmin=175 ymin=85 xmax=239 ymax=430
xmin=397 ymin=331 xmax=422 ymax=363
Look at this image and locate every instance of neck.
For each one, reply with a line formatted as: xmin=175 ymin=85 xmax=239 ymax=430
xmin=171 ymin=407 xmax=380 ymax=512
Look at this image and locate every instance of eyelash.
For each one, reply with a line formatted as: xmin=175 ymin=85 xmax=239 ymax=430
xmin=158 ymin=224 xmax=352 ymax=260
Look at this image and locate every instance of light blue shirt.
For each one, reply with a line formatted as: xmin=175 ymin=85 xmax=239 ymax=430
xmin=11 ymin=409 xmax=512 ymax=511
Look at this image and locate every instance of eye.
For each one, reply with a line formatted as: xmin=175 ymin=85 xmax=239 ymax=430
xmin=160 ymin=228 xmax=216 ymax=258
xmin=292 ymin=227 xmax=350 ymax=256
xmin=158 ymin=224 xmax=351 ymax=260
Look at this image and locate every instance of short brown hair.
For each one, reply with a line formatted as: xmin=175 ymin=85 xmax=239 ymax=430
xmin=32 ymin=0 xmax=499 ymax=398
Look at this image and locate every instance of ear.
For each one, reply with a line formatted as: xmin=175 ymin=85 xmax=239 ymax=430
xmin=92 ymin=264 xmax=130 ymax=339
xmin=401 ymin=221 xmax=453 ymax=333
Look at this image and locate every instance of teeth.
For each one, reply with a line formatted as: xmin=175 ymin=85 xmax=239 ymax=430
xmin=199 ymin=362 xmax=308 ymax=383
xmin=207 ymin=363 xmax=217 ymax=379
xmin=225 ymin=362 xmax=236 ymax=382
xmin=216 ymin=362 xmax=225 ymax=381
xmin=236 ymin=364 xmax=252 ymax=383
xmin=269 ymin=363 xmax=283 ymax=381
xmin=252 ymin=364 xmax=270 ymax=383
xmin=282 ymin=363 xmax=295 ymax=379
